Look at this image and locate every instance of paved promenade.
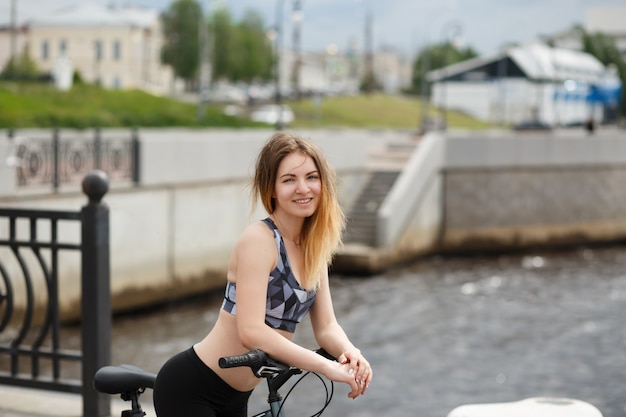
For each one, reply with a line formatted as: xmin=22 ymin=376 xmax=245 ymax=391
xmin=0 ymin=384 xmax=155 ymax=417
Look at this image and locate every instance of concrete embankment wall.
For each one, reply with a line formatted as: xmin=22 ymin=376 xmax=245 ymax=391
xmin=356 ymin=129 xmax=626 ymax=274
xmin=440 ymin=130 xmax=626 ymax=252
xmin=0 ymin=128 xmax=392 ymax=318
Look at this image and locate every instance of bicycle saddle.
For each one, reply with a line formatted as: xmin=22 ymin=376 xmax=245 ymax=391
xmin=93 ymin=364 xmax=156 ymax=394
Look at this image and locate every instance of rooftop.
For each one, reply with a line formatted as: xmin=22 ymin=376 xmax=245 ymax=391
xmin=2 ymin=2 xmax=158 ymax=28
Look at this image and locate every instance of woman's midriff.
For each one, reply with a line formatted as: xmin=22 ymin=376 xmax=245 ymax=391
xmin=193 ymin=309 xmax=294 ymax=392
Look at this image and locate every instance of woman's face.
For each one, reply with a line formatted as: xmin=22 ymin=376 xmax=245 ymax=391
xmin=273 ymin=151 xmax=321 ymax=218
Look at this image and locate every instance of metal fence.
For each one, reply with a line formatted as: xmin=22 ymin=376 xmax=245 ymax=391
xmin=8 ymin=128 xmax=139 ymax=190
xmin=0 ymin=170 xmax=112 ymax=417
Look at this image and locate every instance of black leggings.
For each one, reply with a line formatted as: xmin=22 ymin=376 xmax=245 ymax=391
xmin=153 ymin=346 xmax=253 ymax=417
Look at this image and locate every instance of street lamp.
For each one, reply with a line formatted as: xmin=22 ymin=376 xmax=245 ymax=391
xmin=10 ymin=0 xmax=17 ymax=78
xmin=197 ymin=0 xmax=213 ymax=121
xmin=273 ymin=0 xmax=286 ymax=130
xmin=355 ymin=0 xmax=374 ymax=93
xmin=419 ymin=42 xmax=431 ymax=134
xmin=440 ymin=20 xmax=462 ymax=130
xmin=291 ymin=0 xmax=303 ymax=100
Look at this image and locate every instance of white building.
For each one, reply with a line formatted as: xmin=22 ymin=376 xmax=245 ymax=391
xmin=428 ymin=42 xmax=621 ymax=126
xmin=425 ymin=4 xmax=625 ymax=127
xmin=276 ymin=46 xmax=412 ymax=97
xmin=1 ymin=3 xmax=174 ymax=94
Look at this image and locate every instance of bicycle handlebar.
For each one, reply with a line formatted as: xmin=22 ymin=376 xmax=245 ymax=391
xmin=219 ymin=348 xmax=336 ymax=379
xmin=219 ymin=349 xmax=269 ymax=369
xmin=219 ymin=348 xmax=293 ymax=378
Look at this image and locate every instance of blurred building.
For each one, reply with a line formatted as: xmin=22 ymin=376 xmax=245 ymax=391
xmin=428 ymin=43 xmax=620 ymax=126
xmin=374 ymin=47 xmax=413 ymax=94
xmin=277 ymin=46 xmax=412 ymax=97
xmin=1 ymin=3 xmax=412 ymax=98
xmin=427 ymin=4 xmax=625 ymax=127
xmin=549 ymin=5 xmax=626 ymax=61
xmin=0 ymin=3 xmax=174 ymax=94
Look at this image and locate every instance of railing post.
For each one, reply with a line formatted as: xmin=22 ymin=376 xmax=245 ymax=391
xmin=80 ymin=170 xmax=111 ymax=417
xmin=94 ymin=128 xmax=102 ymax=170
xmin=52 ymin=128 xmax=60 ymax=191
xmin=131 ymin=127 xmax=140 ymax=184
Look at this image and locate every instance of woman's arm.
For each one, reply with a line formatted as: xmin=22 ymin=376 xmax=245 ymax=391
xmin=233 ymin=223 xmax=363 ymax=398
xmin=309 ymin=269 xmax=373 ymax=393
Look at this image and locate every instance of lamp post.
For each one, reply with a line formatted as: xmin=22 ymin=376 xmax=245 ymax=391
xmin=497 ymin=50 xmax=508 ymax=126
xmin=419 ymin=42 xmax=431 ymax=134
xmin=363 ymin=7 xmax=374 ymax=93
xmin=355 ymin=0 xmax=374 ymax=93
xmin=10 ymin=0 xmax=17 ymax=78
xmin=440 ymin=20 xmax=462 ymax=130
xmin=197 ymin=0 xmax=213 ymax=121
xmin=539 ymin=34 xmax=558 ymax=126
xmin=273 ymin=0 xmax=286 ymax=130
xmin=291 ymin=0 xmax=303 ymax=100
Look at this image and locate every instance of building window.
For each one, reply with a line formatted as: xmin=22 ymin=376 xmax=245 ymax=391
xmin=112 ymin=76 xmax=122 ymax=89
xmin=113 ymin=41 xmax=122 ymax=60
xmin=59 ymin=39 xmax=67 ymax=56
xmin=94 ymin=40 xmax=103 ymax=61
xmin=41 ymin=41 xmax=49 ymax=60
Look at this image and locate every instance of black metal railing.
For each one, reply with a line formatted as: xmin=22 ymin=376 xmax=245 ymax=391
xmin=0 ymin=170 xmax=111 ymax=417
xmin=8 ymin=128 xmax=139 ymax=190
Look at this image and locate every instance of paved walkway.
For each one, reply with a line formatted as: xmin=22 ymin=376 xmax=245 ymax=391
xmin=0 ymin=384 xmax=155 ymax=417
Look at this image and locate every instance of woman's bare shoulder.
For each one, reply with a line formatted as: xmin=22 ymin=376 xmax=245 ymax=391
xmin=231 ymin=220 xmax=277 ymax=282
xmin=241 ymin=219 xmax=272 ymax=237
xmin=235 ymin=220 xmax=274 ymax=250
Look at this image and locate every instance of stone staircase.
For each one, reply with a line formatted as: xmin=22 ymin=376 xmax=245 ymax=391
xmin=343 ymin=170 xmax=401 ymax=246
xmin=342 ymin=135 xmax=417 ymax=247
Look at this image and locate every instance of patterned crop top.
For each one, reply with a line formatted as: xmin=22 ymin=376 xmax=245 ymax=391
xmin=221 ymin=218 xmax=317 ymax=333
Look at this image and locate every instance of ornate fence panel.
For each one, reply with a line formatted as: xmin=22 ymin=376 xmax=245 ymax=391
xmin=9 ymin=128 xmax=139 ymax=191
xmin=0 ymin=171 xmax=112 ymax=417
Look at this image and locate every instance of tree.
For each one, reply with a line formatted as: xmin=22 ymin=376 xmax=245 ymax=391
xmin=1 ymin=47 xmax=40 ymax=80
xmin=230 ymin=10 xmax=273 ymax=83
xmin=581 ymin=30 xmax=626 ymax=117
xmin=210 ymin=8 xmax=273 ymax=83
xmin=410 ymin=42 xmax=478 ymax=96
xmin=210 ymin=7 xmax=234 ymax=82
xmin=161 ymin=3 xmax=273 ymax=88
xmin=160 ymin=0 xmax=202 ymax=89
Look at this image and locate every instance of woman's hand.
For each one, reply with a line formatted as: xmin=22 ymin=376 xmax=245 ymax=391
xmin=324 ymin=360 xmax=364 ymax=399
xmin=337 ymin=350 xmax=372 ymax=397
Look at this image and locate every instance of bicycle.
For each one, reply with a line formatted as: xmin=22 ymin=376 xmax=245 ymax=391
xmin=93 ymin=348 xmax=336 ymax=417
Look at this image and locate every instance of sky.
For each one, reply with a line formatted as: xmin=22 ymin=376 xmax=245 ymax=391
xmin=3 ymin=0 xmax=626 ymax=59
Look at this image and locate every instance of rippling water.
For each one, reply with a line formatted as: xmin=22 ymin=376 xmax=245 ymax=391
xmin=105 ymin=245 xmax=626 ymax=417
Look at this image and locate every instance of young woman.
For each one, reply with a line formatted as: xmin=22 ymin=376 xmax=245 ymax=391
xmin=153 ymin=132 xmax=372 ymax=417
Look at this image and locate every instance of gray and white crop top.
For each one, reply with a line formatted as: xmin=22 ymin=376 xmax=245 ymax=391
xmin=221 ymin=218 xmax=316 ymax=333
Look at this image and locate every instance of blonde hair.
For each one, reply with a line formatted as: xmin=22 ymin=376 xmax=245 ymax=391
xmin=251 ymin=132 xmax=345 ymax=290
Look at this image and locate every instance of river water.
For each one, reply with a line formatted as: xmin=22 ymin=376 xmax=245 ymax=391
xmin=103 ymin=244 xmax=625 ymax=417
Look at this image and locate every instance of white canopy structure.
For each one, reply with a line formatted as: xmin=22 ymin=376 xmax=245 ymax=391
xmin=428 ymin=42 xmax=622 ymax=126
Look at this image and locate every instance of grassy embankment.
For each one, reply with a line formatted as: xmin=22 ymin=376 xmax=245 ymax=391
xmin=0 ymin=81 xmax=493 ymax=130
xmin=290 ymin=93 xmax=492 ymax=130
xmin=0 ymin=82 xmax=258 ymax=129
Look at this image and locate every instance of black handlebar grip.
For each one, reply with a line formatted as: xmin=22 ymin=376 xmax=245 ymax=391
xmin=315 ymin=348 xmax=337 ymax=361
xmin=219 ymin=349 xmax=266 ymax=369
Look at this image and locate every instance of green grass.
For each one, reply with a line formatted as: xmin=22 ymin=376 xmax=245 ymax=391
xmin=0 ymin=81 xmax=493 ymax=130
xmin=0 ymin=82 xmax=262 ymax=129
xmin=290 ymin=93 xmax=493 ymax=130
